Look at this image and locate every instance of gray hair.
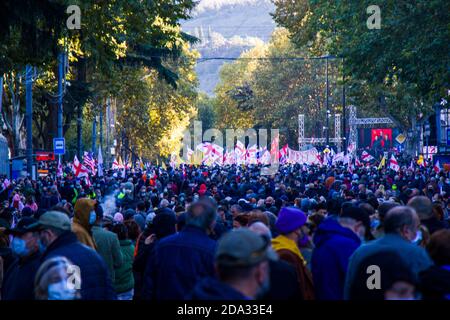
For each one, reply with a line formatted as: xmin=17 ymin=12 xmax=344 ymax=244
xmin=248 ymin=222 xmax=272 ymax=239
xmin=186 ymin=200 xmax=217 ymax=231
xmin=407 ymin=196 xmax=433 ymax=220
xmin=384 ymin=206 xmax=417 ymax=234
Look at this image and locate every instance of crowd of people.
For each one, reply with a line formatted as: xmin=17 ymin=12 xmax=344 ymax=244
xmin=0 ymin=154 xmax=450 ymax=300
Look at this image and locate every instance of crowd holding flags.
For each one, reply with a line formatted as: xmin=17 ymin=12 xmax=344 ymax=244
xmin=63 ymin=142 xmax=443 ymax=178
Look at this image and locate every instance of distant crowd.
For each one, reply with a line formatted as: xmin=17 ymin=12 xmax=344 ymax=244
xmin=0 ymin=157 xmax=449 ymax=300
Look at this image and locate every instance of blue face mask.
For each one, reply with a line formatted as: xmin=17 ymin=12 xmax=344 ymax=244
xmin=48 ymin=280 xmax=77 ymax=300
xmin=11 ymin=237 xmax=29 ymax=257
xmin=89 ymin=211 xmax=97 ymax=225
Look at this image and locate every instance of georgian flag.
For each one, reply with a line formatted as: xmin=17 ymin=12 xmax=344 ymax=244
xmin=332 ymin=152 xmax=345 ymax=164
xmin=433 ymin=160 xmax=441 ymax=173
xmin=389 ymin=155 xmax=400 ymax=172
xmin=361 ymin=151 xmax=374 ymax=162
xmin=246 ymin=144 xmax=258 ymax=164
xmin=279 ymin=144 xmax=289 ymax=164
xmin=72 ymin=155 xmax=89 ymax=178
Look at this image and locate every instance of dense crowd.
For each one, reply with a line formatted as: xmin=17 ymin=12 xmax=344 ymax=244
xmin=0 ymin=156 xmax=450 ymax=300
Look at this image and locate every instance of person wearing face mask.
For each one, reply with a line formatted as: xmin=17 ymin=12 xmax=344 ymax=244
xmin=72 ymin=198 xmax=98 ymax=250
xmin=271 ymin=207 xmax=315 ymax=300
xmin=188 ymin=228 xmax=276 ymax=300
xmin=344 ymin=206 xmax=433 ymax=299
xmin=1 ymin=217 xmax=41 ymax=300
xmin=34 ymin=256 xmax=81 ymax=300
xmin=37 ymin=211 xmax=116 ymax=299
xmin=311 ymin=206 xmax=369 ymax=300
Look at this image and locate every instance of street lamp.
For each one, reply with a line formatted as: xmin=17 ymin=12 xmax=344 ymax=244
xmin=326 ymin=109 xmax=331 ymax=145
xmin=424 ymin=121 xmax=431 ymax=160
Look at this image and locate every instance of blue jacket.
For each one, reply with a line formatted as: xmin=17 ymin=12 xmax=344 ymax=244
xmin=311 ymin=218 xmax=361 ymax=300
xmin=143 ymin=225 xmax=216 ymax=300
xmin=187 ymin=277 xmax=250 ymax=300
xmin=41 ymin=231 xmax=116 ymax=300
xmin=344 ymin=233 xmax=434 ymax=299
xmin=2 ymin=252 xmax=41 ymax=300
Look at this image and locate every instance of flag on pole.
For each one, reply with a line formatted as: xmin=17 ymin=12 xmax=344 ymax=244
xmin=72 ymin=155 xmax=89 ymax=178
xmin=389 ymin=155 xmax=400 ymax=172
xmin=83 ymin=151 xmax=96 ymax=175
xmin=433 ymin=160 xmax=441 ymax=173
xmin=378 ymin=155 xmax=386 ymax=170
xmin=279 ymin=144 xmax=288 ymax=164
xmin=97 ymin=147 xmax=104 ymax=177
xmin=57 ymin=157 xmax=63 ymax=178
xmin=112 ymin=158 xmax=119 ymax=169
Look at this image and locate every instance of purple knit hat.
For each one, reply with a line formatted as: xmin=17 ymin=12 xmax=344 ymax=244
xmin=275 ymin=207 xmax=307 ymax=234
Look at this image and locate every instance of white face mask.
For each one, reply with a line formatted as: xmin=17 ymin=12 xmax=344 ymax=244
xmin=47 ymin=280 xmax=77 ymax=300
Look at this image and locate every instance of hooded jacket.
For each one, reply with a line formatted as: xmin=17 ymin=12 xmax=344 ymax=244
xmin=72 ymin=198 xmax=97 ymax=250
xmin=311 ymin=218 xmax=361 ymax=300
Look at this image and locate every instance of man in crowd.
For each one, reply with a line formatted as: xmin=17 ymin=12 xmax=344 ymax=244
xmin=1 ymin=217 xmax=41 ymax=300
xmin=37 ymin=210 xmax=116 ymax=300
xmin=92 ymin=205 xmax=123 ymax=284
xmin=311 ymin=206 xmax=369 ymax=300
xmin=344 ymin=206 xmax=433 ymax=299
xmin=271 ymin=207 xmax=315 ymax=300
xmin=408 ymin=196 xmax=449 ymax=234
xmin=142 ymin=198 xmax=217 ymax=300
xmin=189 ymin=228 xmax=275 ymax=300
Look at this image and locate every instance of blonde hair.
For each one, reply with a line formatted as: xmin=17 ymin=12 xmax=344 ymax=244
xmin=34 ymin=256 xmax=81 ymax=300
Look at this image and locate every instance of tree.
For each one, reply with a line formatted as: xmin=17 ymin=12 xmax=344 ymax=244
xmin=273 ymin=0 xmax=450 ymax=130
xmin=211 ymin=28 xmax=342 ymax=147
xmin=0 ymin=0 xmax=198 ymax=157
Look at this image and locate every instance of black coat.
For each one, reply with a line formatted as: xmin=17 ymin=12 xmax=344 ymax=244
xmin=419 ymin=266 xmax=450 ymax=300
xmin=1 ymin=252 xmax=41 ymax=300
xmin=41 ymin=231 xmax=116 ymax=300
xmin=262 ymin=259 xmax=303 ymax=300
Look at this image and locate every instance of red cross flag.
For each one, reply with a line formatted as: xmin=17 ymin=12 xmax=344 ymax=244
xmin=72 ymin=155 xmax=89 ymax=178
xmin=389 ymin=155 xmax=400 ymax=172
xmin=433 ymin=160 xmax=441 ymax=173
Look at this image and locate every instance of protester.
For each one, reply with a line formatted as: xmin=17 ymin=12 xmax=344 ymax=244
xmin=419 ymin=229 xmax=450 ymax=299
xmin=272 ymin=207 xmax=315 ymax=300
xmin=408 ymin=196 xmax=449 ymax=234
xmin=189 ymin=228 xmax=275 ymax=300
xmin=37 ymin=211 xmax=116 ymax=300
xmin=72 ymin=198 xmax=98 ymax=249
xmin=92 ymin=205 xmax=123 ymax=284
xmin=249 ymin=222 xmax=303 ymax=300
xmin=142 ymin=199 xmax=217 ymax=300
xmin=34 ymin=256 xmax=81 ymax=300
xmin=344 ymin=206 xmax=433 ymax=298
xmin=311 ymin=206 xmax=369 ymax=300
xmin=1 ymin=217 xmax=41 ymax=300
xmin=347 ymin=250 xmax=417 ymax=300
xmin=111 ymin=223 xmax=135 ymax=300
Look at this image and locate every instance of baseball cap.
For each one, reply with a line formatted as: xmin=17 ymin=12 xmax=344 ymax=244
xmin=37 ymin=210 xmax=72 ymax=231
xmin=215 ymin=228 xmax=278 ymax=267
xmin=5 ymin=217 xmax=40 ymax=235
